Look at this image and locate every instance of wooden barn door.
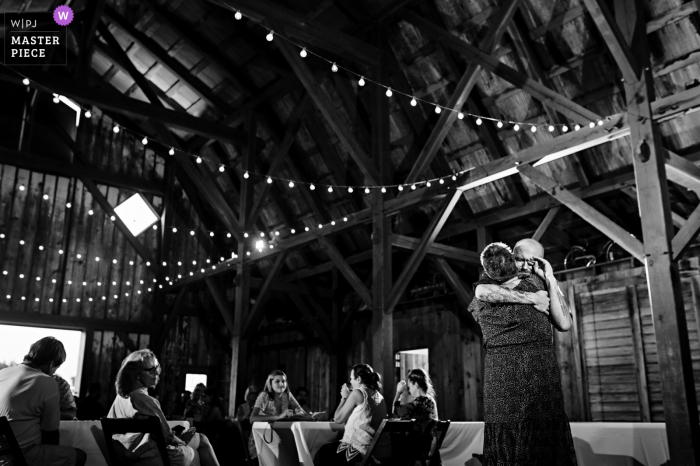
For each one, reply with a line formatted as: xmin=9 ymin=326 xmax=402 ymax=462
xmin=567 ymin=270 xmax=700 ymax=422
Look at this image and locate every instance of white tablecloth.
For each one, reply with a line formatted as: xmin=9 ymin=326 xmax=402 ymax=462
xmin=254 ymin=421 xmax=672 ymax=466
xmin=59 ymin=420 xmax=189 ymax=466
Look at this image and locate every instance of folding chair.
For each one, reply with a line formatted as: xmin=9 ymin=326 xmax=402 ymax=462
xmin=359 ymin=419 xmax=421 ymax=466
xmin=100 ymin=417 xmax=170 ymax=466
xmin=420 ymin=420 xmax=450 ymax=466
xmin=0 ymin=416 xmax=27 ymax=466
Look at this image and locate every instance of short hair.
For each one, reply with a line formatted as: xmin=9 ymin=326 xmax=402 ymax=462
xmin=115 ymin=349 xmax=157 ymax=398
xmin=407 ymin=368 xmax=436 ymax=399
xmin=23 ymin=337 xmax=66 ymax=367
xmin=352 ymin=363 xmax=382 ymax=391
xmin=481 ymin=242 xmax=518 ymax=282
xmin=263 ymin=370 xmax=289 ymax=399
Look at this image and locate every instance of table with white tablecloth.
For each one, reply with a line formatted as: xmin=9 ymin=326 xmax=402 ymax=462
xmin=254 ymin=421 xmax=672 ymax=466
xmin=59 ymin=420 xmax=189 ymax=466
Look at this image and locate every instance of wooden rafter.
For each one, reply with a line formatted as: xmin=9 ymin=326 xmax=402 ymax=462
xmin=243 ymin=250 xmax=290 ymax=337
xmin=518 ymin=164 xmax=644 ymax=261
xmin=430 ymin=257 xmax=481 ymax=336
xmin=532 ymin=206 xmax=562 ymax=241
xmin=275 ymin=35 xmax=381 ymax=185
xmin=391 ymin=235 xmax=480 ymax=264
xmin=672 ymin=204 xmax=700 ymax=260
xmin=403 ymin=0 xmax=522 ymax=186
xmin=289 ymin=294 xmax=333 ymax=351
xmin=319 ymin=237 xmax=373 ymax=308
xmin=205 ymin=278 xmax=235 ymax=335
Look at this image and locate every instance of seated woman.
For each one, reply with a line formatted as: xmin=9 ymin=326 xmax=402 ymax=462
xmin=392 ymin=368 xmax=438 ymax=421
xmin=107 ymin=349 xmax=220 ymax=466
xmin=201 ymin=389 xmax=223 ymax=423
xmin=248 ymin=370 xmax=311 ymax=461
xmin=236 ymin=385 xmax=258 ymax=424
xmin=314 ymin=364 xmax=389 ymax=466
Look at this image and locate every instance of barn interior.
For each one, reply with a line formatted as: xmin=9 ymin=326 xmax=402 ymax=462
xmin=1 ymin=0 xmax=700 ymax=463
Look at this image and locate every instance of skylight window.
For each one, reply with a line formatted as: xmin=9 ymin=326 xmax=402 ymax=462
xmin=114 ymin=193 xmax=160 ymax=237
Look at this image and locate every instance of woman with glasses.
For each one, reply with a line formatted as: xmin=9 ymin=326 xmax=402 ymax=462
xmin=107 ymin=349 xmax=221 ymax=466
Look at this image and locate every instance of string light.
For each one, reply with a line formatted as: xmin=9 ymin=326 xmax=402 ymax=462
xmin=300 ymin=48 xmax=307 ymax=58
xmin=169 ymin=147 xmax=175 ymax=155
xmin=514 ymin=124 xmax=520 ymax=131
xmin=142 ymin=137 xmax=148 ymax=145
xmin=458 ymin=112 xmax=464 ymax=120
xmin=386 ymin=88 xmax=393 ymax=97
xmin=219 ymin=165 xmax=225 ymax=173
xmin=19 ymin=184 xmax=25 ymax=191
xmin=531 ymin=126 xmax=537 ymax=133
xmin=548 ymin=125 xmax=555 ymax=132
xmin=22 ymin=78 xmax=29 ymax=86
xmin=53 ymin=94 xmax=60 ymax=104
xmin=331 ymin=62 xmax=338 ymax=72
xmin=266 ymin=30 xmax=274 ymax=41
xmin=381 ymin=187 xmax=386 ymax=193
xmin=84 ymin=110 xmax=91 ymax=118
xmin=244 ymin=171 xmax=249 ymax=179
xmin=348 ymin=187 xmax=353 ymax=193
xmin=310 ymin=184 xmax=316 ymax=190
xmin=575 ymin=124 xmax=581 ymax=131
xmin=410 ymin=97 xmax=417 ymax=106
xmin=497 ymin=121 xmax=503 ymax=128
xmin=364 ymin=187 xmax=370 ymax=194
xmin=562 ymin=125 xmax=569 ymax=132
xmin=267 ymin=177 xmax=272 ymax=184
xmin=589 ymin=122 xmax=595 ymax=128
xmin=113 ymin=125 xmax=119 ymax=133
xmin=358 ymin=76 xmax=365 ymax=86
xmin=235 ymin=9 xmax=242 ymax=19
xmin=196 ymin=156 xmax=202 ymax=164
xmin=398 ymin=185 xmax=404 ymax=191
xmin=328 ymin=186 xmax=333 ymax=193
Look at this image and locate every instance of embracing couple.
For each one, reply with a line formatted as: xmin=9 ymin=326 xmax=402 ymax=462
xmin=469 ymin=238 xmax=578 ymax=465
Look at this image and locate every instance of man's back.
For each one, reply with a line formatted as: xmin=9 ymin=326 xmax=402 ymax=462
xmin=0 ymin=364 xmax=60 ymax=448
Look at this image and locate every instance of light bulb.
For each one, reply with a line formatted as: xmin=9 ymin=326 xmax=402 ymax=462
xmin=411 ymin=184 xmax=416 ymax=190
xmin=310 ymin=184 xmax=316 ymax=190
xmin=343 ymin=217 xmax=348 ymax=222
xmin=244 ymin=171 xmax=249 ymax=179
xmin=172 ymin=227 xmax=177 ymax=233
xmin=364 ymin=187 xmax=370 ymax=194
xmin=19 ymin=184 xmax=25 ymax=191
xmin=476 ymin=118 xmax=482 ymax=125
xmin=597 ymin=120 xmax=604 ymax=126
xmin=196 ymin=156 xmax=202 ymax=163
xmin=22 ymin=78 xmax=30 ymax=86
xmin=452 ymin=175 xmax=457 ymax=181
xmin=190 ymin=230 xmax=195 ymax=236
xmin=59 ymin=249 xmax=64 ymax=254
xmin=562 ymin=125 xmax=569 ymax=132
xmin=331 ymin=221 xmax=335 ymax=226
xmin=398 ymin=185 xmax=404 ymax=191
xmin=548 ymin=125 xmax=555 ymax=132
xmin=291 ymin=229 xmax=296 ymax=234
xmin=386 ymin=88 xmax=393 ymax=97
xmin=267 ymin=177 xmax=272 ymax=184
xmin=76 ymin=254 xmax=81 ymax=259
xmin=458 ymin=112 xmax=464 ymax=119
xmin=575 ymin=124 xmax=581 ymax=131
xmin=514 ymin=124 xmax=520 ymax=131
xmin=348 ymin=187 xmax=353 ymax=193
xmin=244 ymin=232 xmax=249 ymax=238
xmin=300 ymin=48 xmax=307 ymax=58
xmin=331 ymin=62 xmax=338 ymax=72
xmin=112 ymin=259 xmax=117 ymax=264
xmin=328 ymin=186 xmax=333 ymax=193
xmin=589 ymin=121 xmax=595 ymax=128
xmin=43 ymin=194 xmax=49 ymax=200
xmin=66 ymin=202 xmax=71 ymax=208
xmin=113 ymin=125 xmax=119 ymax=133
xmin=435 ymin=106 xmax=441 ymax=114
xmin=53 ymin=95 xmax=60 ymax=103
xmin=439 ymin=179 xmax=445 ymax=184
xmin=381 ymin=187 xmax=386 ymax=193
xmin=19 ymin=240 xmax=25 ymax=245
xmin=266 ymin=30 xmax=274 ymax=41
xmin=169 ymin=147 xmax=175 ymax=155
xmin=410 ymin=97 xmax=417 ymax=106
xmin=497 ymin=121 xmax=503 ymax=128
xmin=227 ymin=233 xmax=232 ymax=238
xmin=95 ymin=257 xmax=100 ymax=261
xmin=39 ymin=245 xmax=44 ymax=250
xmin=426 ymin=181 xmax=432 ymax=187
xmin=142 ymin=137 xmax=148 ymax=145
xmin=219 ymin=165 xmax=225 ymax=172
xmin=84 ymin=110 xmax=91 ymax=118
xmin=88 ymin=209 xmax=94 ymax=215
xmin=305 ymin=227 xmax=310 ymax=231
xmin=235 ymin=10 xmax=242 ymax=19
xmin=260 ymin=232 xmax=265 ymax=237
xmin=358 ymin=76 xmax=365 ymax=86
xmin=318 ymin=224 xmax=323 ymax=229
xmin=209 ymin=232 xmax=214 ymax=237
xmin=531 ymin=126 xmax=537 ymax=133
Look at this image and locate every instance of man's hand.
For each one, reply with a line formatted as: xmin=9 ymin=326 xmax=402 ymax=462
xmin=531 ymin=290 xmax=550 ymax=314
xmin=533 ymin=256 xmax=555 ymax=282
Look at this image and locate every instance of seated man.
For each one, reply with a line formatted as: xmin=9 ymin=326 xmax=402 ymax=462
xmin=474 ymin=238 xmax=572 ymax=332
xmin=0 ymin=337 xmax=86 ymax=466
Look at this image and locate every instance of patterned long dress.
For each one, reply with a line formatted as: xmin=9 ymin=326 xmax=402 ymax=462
xmin=470 ymin=275 xmax=577 ymax=466
xmin=247 ymin=391 xmax=304 ymax=459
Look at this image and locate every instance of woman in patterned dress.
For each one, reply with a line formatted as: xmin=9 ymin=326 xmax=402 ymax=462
xmin=469 ymin=243 xmax=577 ymax=465
xmin=247 ymin=370 xmax=310 ymax=460
xmin=314 ymin=364 xmax=389 ymax=465
xmin=392 ymin=368 xmax=438 ymax=420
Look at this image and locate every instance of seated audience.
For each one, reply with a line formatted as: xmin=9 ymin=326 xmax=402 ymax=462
xmin=295 ymin=386 xmax=311 ymax=413
xmin=314 ymin=364 xmax=389 ymax=465
xmin=77 ymin=382 xmax=106 ymax=420
xmin=392 ymin=368 xmax=438 ymax=420
xmin=107 ymin=349 xmax=220 ymax=466
xmin=184 ymin=383 xmax=206 ymax=420
xmin=248 ymin=370 xmax=310 ymax=460
xmin=0 ymin=336 xmax=87 ymax=466
xmin=201 ymin=389 xmax=223 ymax=423
xmin=235 ymin=386 xmax=258 ymax=425
xmin=53 ymin=374 xmax=77 ymax=420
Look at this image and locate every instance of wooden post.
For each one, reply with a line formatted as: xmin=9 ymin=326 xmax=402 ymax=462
xmin=371 ymin=25 xmax=394 ymax=401
xmin=571 ymin=285 xmax=591 ymax=420
xmin=626 ymin=285 xmax=651 ymax=422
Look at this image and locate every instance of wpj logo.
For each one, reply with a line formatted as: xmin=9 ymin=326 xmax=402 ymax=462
xmin=1 ymin=9 xmax=69 ymax=65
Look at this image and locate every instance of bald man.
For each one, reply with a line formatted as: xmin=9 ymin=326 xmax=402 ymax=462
xmin=474 ymin=238 xmax=572 ymax=332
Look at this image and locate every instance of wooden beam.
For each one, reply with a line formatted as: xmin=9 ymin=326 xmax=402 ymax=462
xmin=319 ymin=237 xmax=373 ymax=308
xmin=0 ymin=146 xmax=164 ymax=195
xmin=206 ymin=0 xmax=380 ymax=66
xmin=115 ymin=331 xmax=137 ymax=353
xmin=431 ymin=257 xmax=482 ymax=336
xmin=243 ymin=250 xmax=290 ymax=337
xmin=77 ymin=0 xmax=107 ymax=82
xmin=241 ymin=112 xmax=258 ymax=231
xmin=518 ymin=164 xmax=645 ymax=261
xmin=0 ymin=311 xmax=153 ymax=333
xmin=155 ymin=284 xmax=188 ymax=353
xmin=532 ymin=206 xmax=562 ymax=241
xmin=391 ymin=234 xmax=480 ymax=264
xmin=403 ymin=12 xmax=602 ymax=124
xmin=289 ymin=294 xmax=333 ymax=351
xmin=672 ymin=204 xmax=700 ymax=260
xmin=386 ymin=190 xmax=463 ymax=313
xmin=581 ymin=0 xmax=640 ymax=83
xmin=627 ymin=285 xmax=651 ymax=422
xmin=205 ymin=278 xmax=235 ymax=335
xmin=665 ymin=149 xmax=700 ymax=197
xmin=403 ymin=0 xmax=522 ymax=185
xmin=4 ymin=70 xmax=249 ymax=145
xmin=275 ymin=36 xmax=381 ymax=185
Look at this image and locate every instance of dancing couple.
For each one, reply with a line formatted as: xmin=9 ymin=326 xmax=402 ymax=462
xmin=470 ymin=238 xmax=578 ymax=465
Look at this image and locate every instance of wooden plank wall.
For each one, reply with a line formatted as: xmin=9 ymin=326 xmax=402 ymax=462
xmin=559 ymin=266 xmax=700 ymax=422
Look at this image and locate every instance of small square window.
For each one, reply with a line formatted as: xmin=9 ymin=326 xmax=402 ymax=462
xmin=114 ymin=193 xmax=160 ymax=237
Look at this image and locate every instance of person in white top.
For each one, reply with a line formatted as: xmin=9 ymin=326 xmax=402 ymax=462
xmin=0 ymin=336 xmax=86 ymax=466
xmin=314 ymin=363 xmax=389 ymax=465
